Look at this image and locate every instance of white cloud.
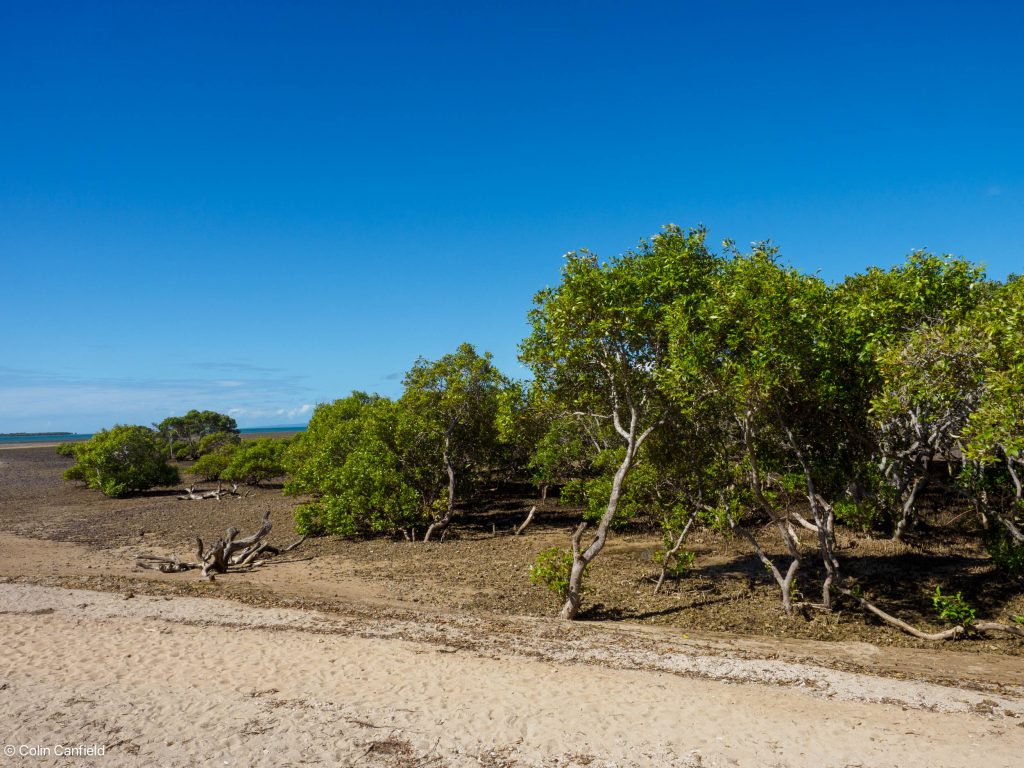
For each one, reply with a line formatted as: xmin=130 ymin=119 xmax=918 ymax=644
xmin=0 ymin=369 xmax=313 ymax=432
xmin=225 ymin=403 xmax=313 ymax=421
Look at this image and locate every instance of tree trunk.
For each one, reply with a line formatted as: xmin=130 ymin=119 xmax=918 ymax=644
xmin=741 ymin=413 xmax=772 ymax=517
xmin=780 ymin=417 xmax=841 ymax=611
xmin=423 ymin=439 xmax=457 ymax=542
xmin=810 ymin=494 xmax=839 ymax=610
xmin=559 ymin=522 xmax=591 ymax=620
xmin=514 ymin=506 xmax=537 ymax=536
xmin=997 ymin=454 xmax=1024 ymax=543
xmin=559 ymin=438 xmax=636 ymax=620
xmin=893 ymin=467 xmax=928 ymax=542
xmin=737 ymin=413 xmax=802 ymax=613
xmin=733 ymin=519 xmax=801 ymax=614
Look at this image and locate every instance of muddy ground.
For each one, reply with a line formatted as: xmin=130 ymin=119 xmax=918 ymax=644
xmin=1 ymin=443 xmax=1022 ymax=678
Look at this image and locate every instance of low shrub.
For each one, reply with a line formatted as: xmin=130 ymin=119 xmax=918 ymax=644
xmin=63 ymin=425 xmax=179 ymax=498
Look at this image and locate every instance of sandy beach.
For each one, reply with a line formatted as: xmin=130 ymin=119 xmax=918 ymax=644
xmin=1 ymin=579 xmax=1022 ymax=767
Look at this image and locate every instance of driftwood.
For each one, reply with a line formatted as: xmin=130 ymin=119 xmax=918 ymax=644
xmin=838 ymin=588 xmax=1024 ymax=641
xmin=177 ymin=483 xmax=242 ymax=501
xmin=134 ymin=510 xmax=306 ymax=580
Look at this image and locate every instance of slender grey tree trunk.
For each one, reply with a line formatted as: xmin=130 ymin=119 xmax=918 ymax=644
xmin=972 ymin=454 xmax=1024 ymax=544
xmin=514 ymin=505 xmax=537 ymax=536
xmin=893 ymin=467 xmax=928 ymax=542
xmin=809 ymin=494 xmax=839 ymax=609
xmin=733 ymin=519 xmax=801 ymax=614
xmin=737 ymin=413 xmax=803 ymax=613
xmin=559 ymin=423 xmax=645 ymax=619
xmin=423 ymin=437 xmax=457 ymax=542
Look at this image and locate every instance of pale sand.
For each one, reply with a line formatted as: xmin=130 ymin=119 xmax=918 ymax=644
xmin=1 ymin=583 xmax=1022 ymax=767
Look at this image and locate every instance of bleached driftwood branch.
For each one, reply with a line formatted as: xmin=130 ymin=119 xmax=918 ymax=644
xmin=134 ymin=510 xmax=306 ymax=580
xmin=177 ymin=483 xmax=242 ymax=501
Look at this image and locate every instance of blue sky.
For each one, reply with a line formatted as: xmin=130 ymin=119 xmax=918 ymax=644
xmin=2 ymin=1 xmax=1022 ymax=432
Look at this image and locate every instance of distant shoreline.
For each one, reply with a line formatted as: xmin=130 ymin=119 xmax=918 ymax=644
xmin=0 ymin=425 xmax=307 ymax=448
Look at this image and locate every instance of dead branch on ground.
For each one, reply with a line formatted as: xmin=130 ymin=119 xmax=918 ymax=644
xmin=838 ymin=588 xmax=1024 ymax=641
xmin=177 ymin=483 xmax=242 ymax=501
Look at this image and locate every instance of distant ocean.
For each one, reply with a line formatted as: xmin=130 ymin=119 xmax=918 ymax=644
xmin=0 ymin=425 xmax=308 ymax=444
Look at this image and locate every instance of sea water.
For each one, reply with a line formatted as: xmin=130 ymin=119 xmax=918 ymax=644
xmin=0 ymin=425 xmax=307 ymax=444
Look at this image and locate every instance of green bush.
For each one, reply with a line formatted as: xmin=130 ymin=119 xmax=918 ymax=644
xmin=293 ymin=504 xmax=327 ymax=536
xmin=190 ymin=447 xmax=237 ymax=481
xmin=63 ymin=425 xmax=179 ymax=497
xmin=285 ymin=394 xmax=442 ymax=537
xmin=293 ymin=439 xmax=423 ymax=537
xmin=221 ymin=438 xmax=288 ymax=486
xmin=832 ymin=498 xmax=886 ymax=533
xmin=54 ymin=442 xmax=78 ymax=457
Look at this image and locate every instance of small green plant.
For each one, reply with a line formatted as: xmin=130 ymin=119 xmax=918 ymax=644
xmin=932 ymin=586 xmax=976 ymax=628
xmin=54 ymin=442 xmax=78 ymax=457
xmin=789 ymin=577 xmax=802 ymax=603
xmin=293 ymin=502 xmax=328 ymax=536
xmin=530 ymin=547 xmax=582 ymax=600
xmin=1011 ymin=614 xmax=1024 ymax=627
xmin=653 ymin=547 xmax=696 ymax=578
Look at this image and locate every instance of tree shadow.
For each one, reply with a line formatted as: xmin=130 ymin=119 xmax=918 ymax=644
xmin=657 ymin=547 xmax=1017 ymax=625
xmin=134 ymin=488 xmax=184 ymax=499
xmin=455 ymin=482 xmax=582 ymax=534
xmin=840 ymin=550 xmax=1015 ymax=621
xmin=579 ymin=591 xmax=743 ymax=622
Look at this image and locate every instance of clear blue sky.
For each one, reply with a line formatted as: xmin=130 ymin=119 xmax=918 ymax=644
xmin=2 ymin=1 xmax=1022 ymax=432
